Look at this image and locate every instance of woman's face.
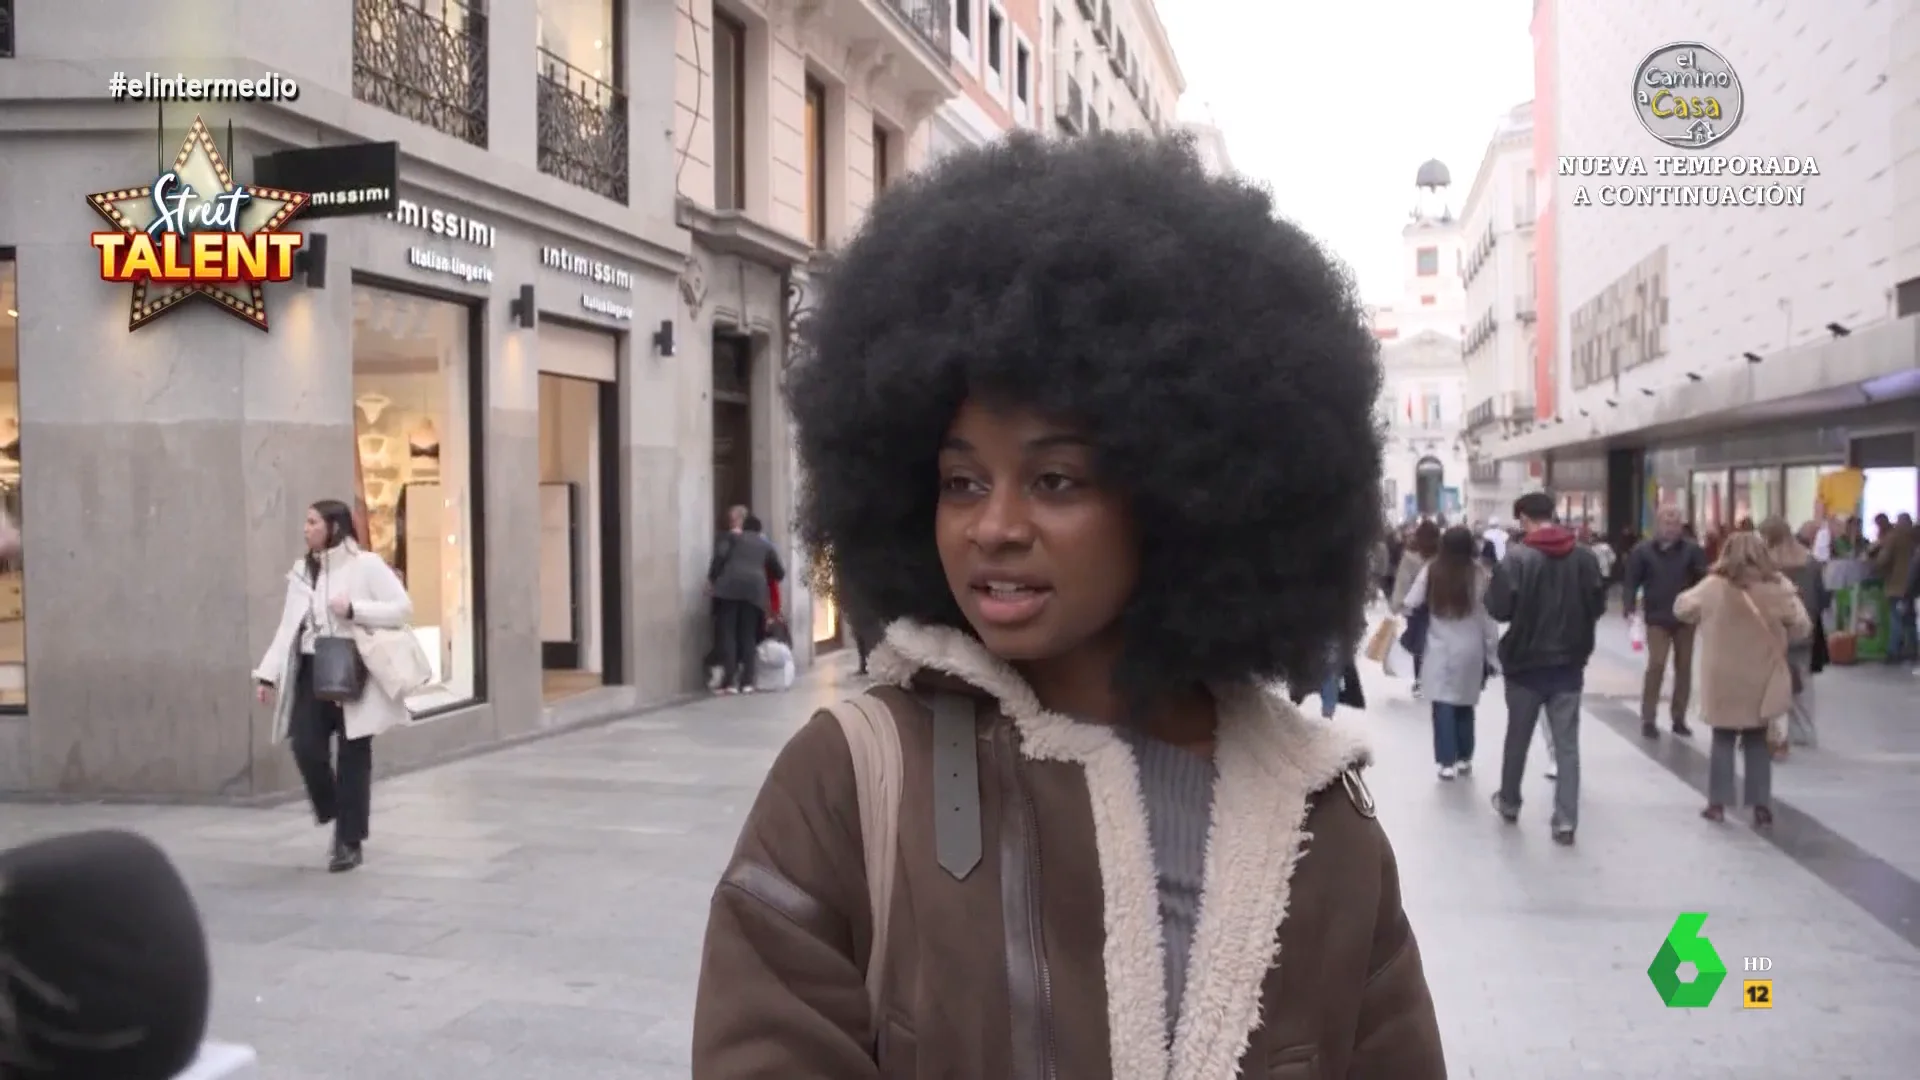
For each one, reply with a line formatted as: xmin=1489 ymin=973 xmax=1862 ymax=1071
xmin=935 ymin=400 xmax=1138 ymax=664
xmin=303 ymin=508 xmax=330 ymax=552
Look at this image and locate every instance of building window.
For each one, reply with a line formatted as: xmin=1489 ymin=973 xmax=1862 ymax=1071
xmin=351 ymin=284 xmax=482 ymax=714
xmin=1416 ymin=246 xmax=1439 ymax=276
xmin=987 ymin=7 xmax=1005 ymax=80
xmin=804 ymin=77 xmax=828 ymax=247
xmin=1015 ymin=41 xmax=1032 ymax=113
xmin=0 ymin=254 xmax=23 ymax=710
xmin=711 ymin=11 xmax=748 ymax=211
xmin=954 ymin=0 xmax=974 ymax=56
xmin=873 ymin=124 xmax=891 ymax=193
xmin=1420 ymin=295 xmax=1436 ymax=306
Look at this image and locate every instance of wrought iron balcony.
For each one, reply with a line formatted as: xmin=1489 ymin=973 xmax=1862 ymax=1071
xmin=354 ymin=0 xmax=489 ymax=148
xmin=884 ymin=0 xmax=951 ymax=63
xmin=1465 ymin=391 xmax=1538 ymax=434
xmin=537 ymin=48 xmax=629 ymax=203
xmin=1 ymin=1 xmax=14 ymax=57
xmin=1469 ymin=459 xmax=1503 ymax=484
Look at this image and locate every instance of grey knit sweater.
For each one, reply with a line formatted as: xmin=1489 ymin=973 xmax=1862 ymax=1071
xmin=1123 ymin=731 xmax=1218 ymax=1039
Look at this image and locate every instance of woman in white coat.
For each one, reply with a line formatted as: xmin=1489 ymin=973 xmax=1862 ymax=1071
xmin=252 ymin=500 xmax=413 ymax=872
xmin=1403 ymin=525 xmax=1501 ymax=780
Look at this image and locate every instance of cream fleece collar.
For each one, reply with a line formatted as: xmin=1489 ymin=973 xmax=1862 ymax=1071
xmin=868 ymin=619 xmax=1370 ymax=1080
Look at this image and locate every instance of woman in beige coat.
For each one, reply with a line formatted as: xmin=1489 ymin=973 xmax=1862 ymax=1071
xmin=1673 ymin=532 xmax=1812 ymax=826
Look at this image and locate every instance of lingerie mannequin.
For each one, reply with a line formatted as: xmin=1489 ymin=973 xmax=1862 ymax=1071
xmin=408 ymin=418 xmax=440 ymax=460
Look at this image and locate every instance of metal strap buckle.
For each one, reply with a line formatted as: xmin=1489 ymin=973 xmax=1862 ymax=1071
xmin=1340 ymin=767 xmax=1376 ymax=819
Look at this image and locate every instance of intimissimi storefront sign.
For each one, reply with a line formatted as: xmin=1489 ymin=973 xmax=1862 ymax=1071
xmin=543 ymin=245 xmax=634 ymax=321
xmin=390 ymin=198 xmax=497 ymax=285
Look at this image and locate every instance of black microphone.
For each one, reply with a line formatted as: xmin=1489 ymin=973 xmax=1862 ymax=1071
xmin=0 ymin=829 xmax=211 ymax=1079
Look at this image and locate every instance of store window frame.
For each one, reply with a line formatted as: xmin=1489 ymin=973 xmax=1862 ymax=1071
xmin=349 ymin=271 xmax=489 ymax=718
xmin=1415 ymin=246 xmax=1439 ymax=276
xmin=0 ymin=247 xmax=23 ymax=715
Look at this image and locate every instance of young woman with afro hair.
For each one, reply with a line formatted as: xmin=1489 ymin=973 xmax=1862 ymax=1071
xmin=692 ymin=133 xmax=1445 ymax=1079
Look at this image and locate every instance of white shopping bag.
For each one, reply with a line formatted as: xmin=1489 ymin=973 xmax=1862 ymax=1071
xmin=1628 ymin=612 xmax=1647 ymax=652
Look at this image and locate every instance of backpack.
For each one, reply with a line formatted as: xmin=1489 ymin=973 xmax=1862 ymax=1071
xmin=826 ymin=690 xmax=981 ymax=1019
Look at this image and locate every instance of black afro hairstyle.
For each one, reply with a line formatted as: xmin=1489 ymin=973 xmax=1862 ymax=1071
xmin=787 ymin=132 xmax=1384 ymax=702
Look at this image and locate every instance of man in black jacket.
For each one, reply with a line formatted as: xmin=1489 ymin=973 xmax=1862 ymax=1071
xmin=1622 ymin=506 xmax=1708 ymax=738
xmin=1485 ymin=491 xmax=1609 ymax=845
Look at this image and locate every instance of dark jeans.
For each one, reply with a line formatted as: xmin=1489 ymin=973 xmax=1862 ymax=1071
xmin=1497 ymin=681 xmax=1582 ymax=832
xmin=1889 ymin=598 xmax=1917 ymax=662
xmin=713 ymin=598 xmax=762 ymax=690
xmin=1431 ymin=702 xmax=1476 ymax=766
xmin=1708 ymin=727 xmax=1771 ymax=808
xmin=289 ymin=654 xmax=373 ymax=846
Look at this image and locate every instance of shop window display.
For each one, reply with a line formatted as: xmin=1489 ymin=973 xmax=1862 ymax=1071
xmin=351 ymin=285 xmax=480 ymax=712
xmin=0 ymin=258 xmax=22 ymax=708
xmin=1690 ymin=470 xmax=1726 ymax=534
xmin=1784 ymin=463 xmax=1843 ymax=527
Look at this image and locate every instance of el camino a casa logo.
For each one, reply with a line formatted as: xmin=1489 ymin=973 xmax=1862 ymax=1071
xmin=88 ymin=115 xmax=310 ymax=331
xmin=1633 ymin=42 xmax=1745 ymax=149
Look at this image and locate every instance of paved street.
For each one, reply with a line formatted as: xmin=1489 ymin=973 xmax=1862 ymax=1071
xmin=3 ymin=639 xmax=1918 ymax=1079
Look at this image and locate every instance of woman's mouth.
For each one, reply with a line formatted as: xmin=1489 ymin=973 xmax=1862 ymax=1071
xmin=970 ymin=581 xmax=1054 ymax=626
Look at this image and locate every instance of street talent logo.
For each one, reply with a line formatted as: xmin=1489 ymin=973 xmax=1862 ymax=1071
xmin=1633 ymin=42 xmax=1745 ymax=149
xmin=1648 ymin=912 xmax=1727 ymax=1007
xmin=88 ymin=115 xmax=310 ymax=331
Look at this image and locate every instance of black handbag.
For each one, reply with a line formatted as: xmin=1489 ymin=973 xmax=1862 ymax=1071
xmin=309 ymin=561 xmax=366 ymax=703
xmin=311 ymin=634 xmax=367 ymax=703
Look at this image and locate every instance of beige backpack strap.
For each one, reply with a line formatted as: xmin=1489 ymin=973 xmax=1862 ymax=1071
xmin=827 ymin=693 xmax=903 ymax=1021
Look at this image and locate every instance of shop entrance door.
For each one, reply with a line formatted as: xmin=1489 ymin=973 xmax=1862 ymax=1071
xmin=536 ymin=322 xmax=624 ymax=703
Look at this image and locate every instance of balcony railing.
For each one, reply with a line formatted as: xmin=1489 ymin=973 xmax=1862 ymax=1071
xmin=1 ymin=1 xmax=14 ymax=58
xmin=354 ymin=0 xmax=489 ymax=148
xmin=537 ymin=48 xmax=629 ymax=203
xmin=885 ymin=0 xmax=951 ymax=62
xmin=1465 ymin=391 xmax=1537 ymax=433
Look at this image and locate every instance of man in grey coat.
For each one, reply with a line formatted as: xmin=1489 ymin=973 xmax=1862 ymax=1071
xmin=707 ymin=508 xmax=785 ymax=693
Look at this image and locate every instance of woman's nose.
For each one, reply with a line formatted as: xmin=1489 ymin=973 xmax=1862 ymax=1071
xmin=970 ymin=484 xmax=1034 ymax=548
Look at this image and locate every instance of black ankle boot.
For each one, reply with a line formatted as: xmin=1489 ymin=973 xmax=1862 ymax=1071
xmin=328 ymin=841 xmax=363 ymax=873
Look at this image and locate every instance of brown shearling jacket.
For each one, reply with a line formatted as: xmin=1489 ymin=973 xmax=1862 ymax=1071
xmin=693 ymin=620 xmax=1445 ymax=1080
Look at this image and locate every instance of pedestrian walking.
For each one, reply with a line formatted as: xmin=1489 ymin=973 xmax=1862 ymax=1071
xmin=1400 ymin=526 xmax=1500 ymax=779
xmin=1485 ymin=491 xmax=1608 ymax=845
xmin=1394 ymin=519 xmax=1441 ymax=692
xmin=1673 ymin=532 xmax=1812 ymax=826
xmin=706 ymin=511 xmax=786 ymax=694
xmin=253 ymin=500 xmax=415 ymax=873
xmin=693 ymin=132 xmax=1444 ymax=1077
xmin=1623 ymin=506 xmax=1708 ymax=738
xmin=1761 ymin=516 xmax=1824 ymax=753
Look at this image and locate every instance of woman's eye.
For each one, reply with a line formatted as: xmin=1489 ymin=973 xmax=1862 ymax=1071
xmin=1033 ymin=472 xmax=1080 ymax=493
xmin=941 ymin=475 xmax=985 ymax=495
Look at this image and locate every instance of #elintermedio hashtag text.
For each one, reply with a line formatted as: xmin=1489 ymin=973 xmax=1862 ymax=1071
xmin=107 ymin=71 xmax=300 ymax=102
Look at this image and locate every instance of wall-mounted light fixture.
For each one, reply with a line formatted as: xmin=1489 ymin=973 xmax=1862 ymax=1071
xmin=510 ymin=284 xmax=537 ymax=329
xmin=1743 ymin=351 xmax=1763 ymax=364
xmin=2 ymin=308 xmax=15 ymax=319
xmin=652 ymin=318 xmax=676 ymax=357
xmin=1826 ymin=321 xmax=1850 ymax=337
xmin=292 ymin=233 xmax=328 ymax=289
